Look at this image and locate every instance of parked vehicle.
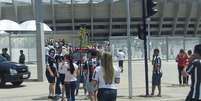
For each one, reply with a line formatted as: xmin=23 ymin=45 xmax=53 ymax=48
xmin=0 ymin=55 xmax=30 ymax=87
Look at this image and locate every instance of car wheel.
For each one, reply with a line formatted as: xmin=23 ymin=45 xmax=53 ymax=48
xmin=11 ymin=81 xmax=23 ymax=87
xmin=0 ymin=76 xmax=5 ymax=87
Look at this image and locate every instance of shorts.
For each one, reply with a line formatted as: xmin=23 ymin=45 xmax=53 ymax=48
xmin=85 ymin=81 xmax=98 ymax=93
xmin=152 ymin=72 xmax=161 ymax=86
xmin=46 ymin=70 xmax=56 ymax=83
xmin=118 ymin=60 xmax=123 ymax=67
xmin=59 ymin=74 xmax=65 ymax=85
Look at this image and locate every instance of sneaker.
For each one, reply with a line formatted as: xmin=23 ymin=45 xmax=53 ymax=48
xmin=157 ymin=94 xmax=161 ymax=97
xmin=150 ymin=93 xmax=154 ymax=96
xmin=48 ymin=96 xmax=54 ymax=99
xmin=53 ymin=96 xmax=60 ymax=100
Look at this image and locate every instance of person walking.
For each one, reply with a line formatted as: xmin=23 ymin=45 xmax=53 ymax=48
xmin=186 ymin=50 xmax=193 ymax=85
xmin=83 ymin=50 xmax=99 ymax=101
xmin=64 ymin=55 xmax=79 ymax=101
xmin=176 ymin=49 xmax=188 ymax=85
xmin=19 ymin=50 xmax=25 ymax=64
xmin=116 ymin=49 xmax=125 ymax=72
xmin=92 ymin=52 xmax=121 ymax=101
xmin=151 ymin=49 xmax=162 ymax=97
xmin=182 ymin=44 xmax=201 ymax=101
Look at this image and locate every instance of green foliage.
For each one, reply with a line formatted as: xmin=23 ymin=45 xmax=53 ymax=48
xmin=79 ymin=27 xmax=89 ymax=48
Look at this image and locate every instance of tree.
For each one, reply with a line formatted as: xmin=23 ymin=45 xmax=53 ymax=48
xmin=79 ymin=27 xmax=89 ymax=48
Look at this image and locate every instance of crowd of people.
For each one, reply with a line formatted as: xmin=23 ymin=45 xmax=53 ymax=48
xmin=44 ymin=39 xmax=121 ymax=101
xmin=1 ymin=37 xmax=201 ymax=101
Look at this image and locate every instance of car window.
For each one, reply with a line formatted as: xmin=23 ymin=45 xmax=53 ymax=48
xmin=0 ymin=55 xmax=7 ymax=62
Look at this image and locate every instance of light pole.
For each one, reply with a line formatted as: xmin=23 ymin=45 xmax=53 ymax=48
xmin=142 ymin=0 xmax=149 ymax=96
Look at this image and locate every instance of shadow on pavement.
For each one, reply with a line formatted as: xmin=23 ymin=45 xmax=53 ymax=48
xmin=32 ymin=96 xmax=89 ymax=101
xmin=166 ymin=84 xmax=190 ymax=88
xmin=0 ymin=84 xmax=26 ymax=89
xmin=32 ymin=96 xmax=50 ymax=100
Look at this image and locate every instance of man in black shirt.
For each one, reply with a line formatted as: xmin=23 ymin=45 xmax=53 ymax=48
xmin=1 ymin=48 xmax=10 ymax=61
xmin=19 ymin=50 xmax=25 ymax=64
xmin=183 ymin=44 xmax=201 ymax=101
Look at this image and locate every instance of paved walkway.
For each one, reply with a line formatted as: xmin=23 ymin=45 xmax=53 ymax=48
xmin=0 ymin=61 xmax=189 ymax=101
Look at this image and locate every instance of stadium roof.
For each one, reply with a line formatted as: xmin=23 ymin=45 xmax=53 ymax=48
xmin=0 ymin=0 xmax=121 ymax=6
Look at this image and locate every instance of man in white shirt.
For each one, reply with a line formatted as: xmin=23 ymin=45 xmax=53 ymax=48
xmin=117 ymin=50 xmax=125 ymax=72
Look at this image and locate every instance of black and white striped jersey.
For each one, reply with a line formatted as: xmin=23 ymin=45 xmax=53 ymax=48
xmin=186 ymin=59 xmax=201 ymax=100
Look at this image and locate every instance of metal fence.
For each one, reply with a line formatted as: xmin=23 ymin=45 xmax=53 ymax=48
xmin=110 ymin=36 xmax=201 ymax=61
xmin=0 ymin=33 xmax=37 ymax=63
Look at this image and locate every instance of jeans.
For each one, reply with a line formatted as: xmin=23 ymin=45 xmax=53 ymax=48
xmin=65 ymin=81 xmax=76 ymax=101
xmin=178 ymin=67 xmax=186 ymax=85
xmin=55 ymin=77 xmax=61 ymax=95
xmin=97 ymin=88 xmax=117 ymax=101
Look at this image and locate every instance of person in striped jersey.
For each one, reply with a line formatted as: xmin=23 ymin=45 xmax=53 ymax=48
xmin=183 ymin=44 xmax=201 ymax=101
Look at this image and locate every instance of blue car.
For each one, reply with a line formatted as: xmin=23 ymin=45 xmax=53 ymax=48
xmin=0 ymin=55 xmax=30 ymax=87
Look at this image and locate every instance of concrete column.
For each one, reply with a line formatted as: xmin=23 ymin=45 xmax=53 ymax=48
xmin=90 ymin=0 xmax=94 ymax=42
xmin=34 ymin=0 xmax=45 ymax=81
xmin=158 ymin=0 xmax=165 ymax=35
xmin=109 ymin=0 xmax=113 ymax=38
xmin=194 ymin=2 xmax=201 ymax=35
xmin=51 ymin=0 xmax=56 ymax=35
xmin=71 ymin=0 xmax=75 ymax=34
xmin=0 ymin=5 xmax=2 ymax=19
xmin=12 ymin=0 xmax=18 ymax=22
xmin=31 ymin=0 xmax=35 ymax=19
xmin=184 ymin=1 xmax=193 ymax=35
xmin=172 ymin=1 xmax=180 ymax=35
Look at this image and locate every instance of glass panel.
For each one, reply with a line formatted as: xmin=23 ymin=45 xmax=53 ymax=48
xmin=15 ymin=0 xmax=32 ymax=6
xmin=54 ymin=0 xmax=71 ymax=4
xmin=150 ymin=37 xmax=167 ymax=60
xmin=0 ymin=0 xmax=12 ymax=3
xmin=42 ymin=0 xmax=51 ymax=4
xmin=93 ymin=0 xmax=104 ymax=3
xmin=132 ymin=38 xmax=144 ymax=60
xmin=168 ymin=37 xmax=184 ymax=60
xmin=10 ymin=33 xmax=37 ymax=79
xmin=0 ymin=35 xmax=9 ymax=53
xmin=184 ymin=38 xmax=200 ymax=52
xmin=110 ymin=37 xmax=127 ymax=61
xmin=53 ymin=0 xmax=110 ymax=4
xmin=10 ymin=34 xmax=36 ymax=63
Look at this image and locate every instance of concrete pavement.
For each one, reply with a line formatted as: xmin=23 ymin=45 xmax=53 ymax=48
xmin=0 ymin=61 xmax=189 ymax=101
